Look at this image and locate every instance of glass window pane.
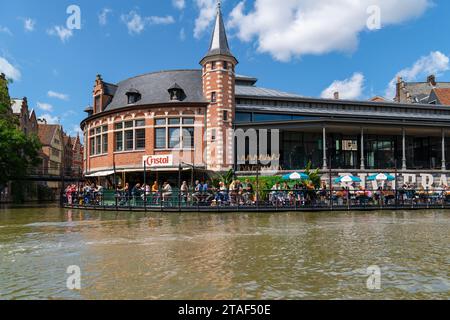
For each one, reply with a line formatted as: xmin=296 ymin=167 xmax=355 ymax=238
xmin=135 ymin=129 xmax=145 ymax=150
xmin=135 ymin=119 xmax=145 ymax=127
xmin=125 ymin=121 xmax=133 ymax=128
xmin=125 ymin=130 xmax=134 ymax=150
xmin=182 ymin=128 xmax=194 ymax=149
xmin=115 ymin=132 xmax=123 ymax=151
xmin=115 ymin=123 xmax=123 ymax=130
xmin=96 ymin=136 xmax=101 ymax=154
xmin=183 ymin=118 xmax=194 ymax=125
xmin=102 ymin=134 xmax=108 ymax=153
xmin=169 ymin=118 xmax=180 ymax=125
xmin=96 ymin=127 xmax=101 ymax=134
xmin=90 ymin=137 xmax=95 ymax=155
xmin=169 ymin=128 xmax=180 ymax=148
xmin=155 ymin=128 xmax=166 ymax=149
xmin=155 ymin=119 xmax=166 ymax=126
xmin=102 ymin=125 xmax=108 ymax=132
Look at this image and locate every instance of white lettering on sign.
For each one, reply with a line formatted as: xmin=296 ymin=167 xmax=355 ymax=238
xmin=143 ymin=155 xmax=173 ymax=167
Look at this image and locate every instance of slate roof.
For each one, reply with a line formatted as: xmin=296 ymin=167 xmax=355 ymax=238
xmin=203 ymin=3 xmax=234 ymax=59
xmin=103 ymin=82 xmax=118 ymax=96
xmin=404 ymin=82 xmax=450 ymax=102
xmin=236 ymin=85 xmax=303 ymax=99
xmin=104 ymin=70 xmax=207 ymax=111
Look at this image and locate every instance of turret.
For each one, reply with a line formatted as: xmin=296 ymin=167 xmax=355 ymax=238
xmin=200 ymin=2 xmax=238 ymax=171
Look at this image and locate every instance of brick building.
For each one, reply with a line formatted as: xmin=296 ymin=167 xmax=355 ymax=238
xmin=81 ymin=3 xmax=450 ymax=188
xmin=11 ymin=97 xmax=38 ymax=136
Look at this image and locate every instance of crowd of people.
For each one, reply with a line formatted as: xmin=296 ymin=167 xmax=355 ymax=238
xmin=63 ymin=179 xmax=450 ymax=208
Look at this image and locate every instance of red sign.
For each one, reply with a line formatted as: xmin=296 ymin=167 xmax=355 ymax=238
xmin=143 ymin=155 xmax=173 ymax=167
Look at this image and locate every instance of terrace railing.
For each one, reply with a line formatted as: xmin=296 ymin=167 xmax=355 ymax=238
xmin=62 ymin=188 xmax=450 ymax=212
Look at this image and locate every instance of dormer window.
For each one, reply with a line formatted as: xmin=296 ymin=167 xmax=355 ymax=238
xmin=168 ymin=83 xmax=185 ymax=101
xmin=126 ymin=88 xmax=141 ymax=105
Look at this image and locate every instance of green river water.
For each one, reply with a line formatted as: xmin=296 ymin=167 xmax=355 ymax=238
xmin=0 ymin=206 xmax=449 ymax=300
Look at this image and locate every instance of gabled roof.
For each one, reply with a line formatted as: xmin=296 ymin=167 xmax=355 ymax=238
xmin=11 ymin=99 xmax=23 ymax=114
xmin=103 ymin=82 xmax=118 ymax=96
xmin=38 ymin=124 xmax=60 ymax=146
xmin=432 ymin=88 xmax=450 ymax=105
xmin=403 ymin=81 xmax=450 ymax=103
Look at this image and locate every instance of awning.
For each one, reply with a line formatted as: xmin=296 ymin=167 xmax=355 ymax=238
xmin=85 ymin=170 xmax=115 ymax=177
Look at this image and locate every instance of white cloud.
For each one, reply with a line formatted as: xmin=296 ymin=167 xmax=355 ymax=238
xmin=173 ymin=0 xmax=186 ymax=10
xmin=180 ymin=28 xmax=186 ymax=41
xmin=48 ymin=90 xmax=69 ymax=101
xmin=321 ymin=73 xmax=365 ymax=100
xmin=0 ymin=25 xmax=12 ymax=36
xmin=39 ymin=113 xmax=59 ymax=124
xmin=228 ymin=0 xmax=431 ymax=62
xmin=37 ymin=102 xmax=54 ymax=112
xmin=24 ymin=18 xmax=36 ymax=32
xmin=385 ymin=51 xmax=450 ymax=99
xmin=70 ymin=125 xmax=83 ymax=137
xmin=194 ymin=0 xmax=216 ymax=39
xmin=99 ymin=8 xmax=112 ymax=26
xmin=121 ymin=11 xmax=175 ymax=35
xmin=47 ymin=25 xmax=73 ymax=43
xmin=0 ymin=57 xmax=21 ymax=81
xmin=148 ymin=16 xmax=175 ymax=25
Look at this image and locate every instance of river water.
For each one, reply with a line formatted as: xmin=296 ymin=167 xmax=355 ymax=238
xmin=0 ymin=206 xmax=449 ymax=300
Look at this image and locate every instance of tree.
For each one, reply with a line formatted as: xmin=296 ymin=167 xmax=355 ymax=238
xmin=0 ymin=73 xmax=41 ymax=187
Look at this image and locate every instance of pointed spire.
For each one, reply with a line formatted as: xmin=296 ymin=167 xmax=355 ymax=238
xmin=201 ymin=0 xmax=236 ymax=63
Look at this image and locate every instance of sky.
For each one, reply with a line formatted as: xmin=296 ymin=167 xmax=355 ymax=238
xmin=0 ymin=0 xmax=449 ymax=139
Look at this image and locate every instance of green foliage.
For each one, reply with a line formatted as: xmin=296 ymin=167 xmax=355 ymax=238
xmin=211 ymin=168 xmax=235 ymax=188
xmin=303 ymin=161 xmax=321 ymax=188
xmin=0 ymin=77 xmax=42 ymax=186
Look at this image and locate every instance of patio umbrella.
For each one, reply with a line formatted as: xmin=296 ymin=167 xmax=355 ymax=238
xmin=367 ymin=173 xmax=395 ymax=181
xmin=335 ymin=175 xmax=361 ymax=183
xmin=282 ymin=172 xmax=309 ymax=180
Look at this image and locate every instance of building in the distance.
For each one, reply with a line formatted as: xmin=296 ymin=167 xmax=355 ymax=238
xmin=38 ymin=121 xmax=63 ymax=191
xmin=81 ymin=3 xmax=450 ymax=188
xmin=71 ymin=135 xmax=84 ymax=175
xmin=11 ymin=97 xmax=38 ymax=136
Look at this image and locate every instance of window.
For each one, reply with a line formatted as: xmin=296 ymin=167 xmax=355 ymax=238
xmin=135 ymin=129 xmax=145 ymax=150
xmin=95 ymin=96 xmax=101 ymax=112
xmin=223 ymin=61 xmax=228 ymax=70
xmin=223 ymin=110 xmax=228 ymax=121
xmin=155 ymin=117 xmax=195 ymax=150
xmin=183 ymin=127 xmax=195 ymax=148
xmin=89 ymin=125 xmax=108 ymax=156
xmin=211 ymin=129 xmax=216 ymax=142
xmin=155 ymin=128 xmax=166 ymax=149
xmin=211 ymin=61 xmax=216 ymax=70
xmin=114 ymin=119 xmax=146 ymax=152
xmin=211 ymin=92 xmax=217 ymax=103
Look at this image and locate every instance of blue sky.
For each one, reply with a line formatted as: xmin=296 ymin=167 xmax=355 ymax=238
xmin=0 ymin=0 xmax=449 ymax=138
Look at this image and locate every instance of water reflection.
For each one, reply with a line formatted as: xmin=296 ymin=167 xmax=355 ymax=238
xmin=0 ymin=207 xmax=449 ymax=299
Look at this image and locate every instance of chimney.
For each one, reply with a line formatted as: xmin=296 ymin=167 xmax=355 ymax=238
xmin=427 ymin=74 xmax=436 ymax=86
xmin=333 ymin=91 xmax=340 ymax=100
